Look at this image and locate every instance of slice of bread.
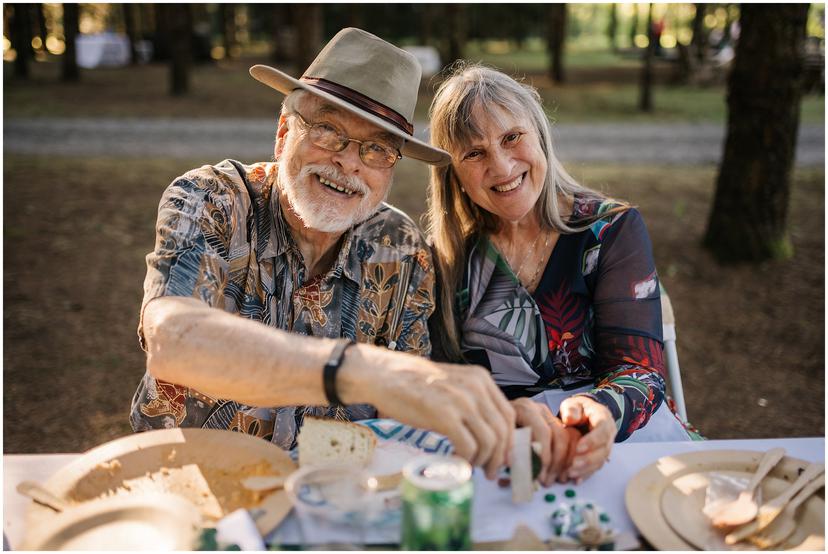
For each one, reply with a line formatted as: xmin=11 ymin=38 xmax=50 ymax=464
xmin=297 ymin=416 xmax=377 ymax=468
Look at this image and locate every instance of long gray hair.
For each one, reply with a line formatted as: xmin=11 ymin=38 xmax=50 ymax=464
xmin=425 ymin=63 xmax=627 ymax=361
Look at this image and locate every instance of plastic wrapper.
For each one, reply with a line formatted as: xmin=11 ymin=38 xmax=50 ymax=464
xmin=701 ymin=472 xmax=762 ymax=521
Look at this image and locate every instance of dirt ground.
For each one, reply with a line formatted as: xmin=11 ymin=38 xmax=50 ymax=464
xmin=3 ymin=155 xmax=823 ymax=454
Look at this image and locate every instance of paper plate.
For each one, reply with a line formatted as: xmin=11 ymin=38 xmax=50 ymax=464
xmin=24 ymin=428 xmax=297 ymax=546
xmin=24 ymin=492 xmax=200 ymax=550
xmin=626 ymin=450 xmax=824 ymax=550
xmin=661 ymin=469 xmax=825 ymax=550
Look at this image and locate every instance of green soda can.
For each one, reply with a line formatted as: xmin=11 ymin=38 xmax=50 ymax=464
xmin=400 ymin=454 xmax=474 ymax=550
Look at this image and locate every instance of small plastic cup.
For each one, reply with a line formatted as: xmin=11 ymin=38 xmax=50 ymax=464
xmin=284 ymin=465 xmax=379 ymax=550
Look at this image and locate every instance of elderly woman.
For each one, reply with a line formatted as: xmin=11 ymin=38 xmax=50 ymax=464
xmin=426 ymin=64 xmax=697 ymax=483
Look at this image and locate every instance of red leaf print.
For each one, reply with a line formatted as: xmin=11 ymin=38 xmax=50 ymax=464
xmin=538 ymin=282 xmax=584 ymax=350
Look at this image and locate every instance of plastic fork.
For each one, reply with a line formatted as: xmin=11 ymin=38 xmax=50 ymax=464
xmin=726 ymin=462 xmax=825 ymax=545
xmin=747 ymin=474 xmax=825 ymax=549
xmin=711 ymin=447 xmax=786 ymax=528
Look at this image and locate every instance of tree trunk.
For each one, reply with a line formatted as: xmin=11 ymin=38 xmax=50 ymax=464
xmin=167 ymin=4 xmax=192 ymax=95
xmin=638 ymin=3 xmax=654 ymax=111
xmin=703 ymin=4 xmax=809 ymax=262
xmin=123 ymin=4 xmax=137 ymax=64
xmin=607 ymin=3 xmax=618 ymax=53
xmin=629 ymin=3 xmax=639 ymax=47
xmin=220 ymin=4 xmax=236 ymax=59
xmin=420 ymin=4 xmax=435 ymax=46
xmin=443 ymin=4 xmax=466 ymax=67
xmin=270 ymin=4 xmax=290 ymax=63
xmin=61 ymin=3 xmax=79 ymax=82
xmin=546 ymin=4 xmax=567 ymax=83
xmin=346 ymin=4 xmax=363 ymax=29
xmin=691 ymin=3 xmax=707 ymax=64
xmin=292 ymin=4 xmax=323 ymax=74
xmin=152 ymin=4 xmax=170 ymax=61
xmin=10 ymin=4 xmax=31 ymax=78
xmin=34 ymin=3 xmax=47 ymax=51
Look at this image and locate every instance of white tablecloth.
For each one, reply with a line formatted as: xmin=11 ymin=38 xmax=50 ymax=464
xmin=4 ymin=438 xmax=824 ymax=549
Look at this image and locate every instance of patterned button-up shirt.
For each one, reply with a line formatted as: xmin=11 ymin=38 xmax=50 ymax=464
xmin=130 ymin=159 xmax=435 ymax=449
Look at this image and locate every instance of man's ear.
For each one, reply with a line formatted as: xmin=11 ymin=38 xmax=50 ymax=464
xmin=275 ymin=113 xmax=290 ymax=158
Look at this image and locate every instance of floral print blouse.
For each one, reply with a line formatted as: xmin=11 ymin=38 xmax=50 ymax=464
xmin=458 ymin=198 xmax=678 ymax=441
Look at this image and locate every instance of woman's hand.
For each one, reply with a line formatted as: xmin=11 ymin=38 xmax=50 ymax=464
xmin=511 ymin=397 xmax=575 ymax=486
xmin=559 ymin=395 xmax=616 ymax=482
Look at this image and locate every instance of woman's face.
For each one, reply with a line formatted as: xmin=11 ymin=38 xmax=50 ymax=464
xmin=452 ymin=106 xmax=548 ymax=225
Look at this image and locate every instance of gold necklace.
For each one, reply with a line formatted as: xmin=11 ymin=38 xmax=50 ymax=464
xmin=492 ymin=227 xmax=544 ymax=280
xmin=520 ymin=230 xmax=551 ymax=291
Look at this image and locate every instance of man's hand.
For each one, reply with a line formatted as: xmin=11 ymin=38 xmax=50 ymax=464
xmin=359 ymin=357 xmax=515 ymax=480
xmin=558 ymin=396 xmax=616 ymax=482
xmin=511 ymin=398 xmax=574 ymax=486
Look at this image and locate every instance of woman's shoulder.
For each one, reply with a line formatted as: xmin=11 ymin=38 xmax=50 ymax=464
xmin=571 ymin=195 xmax=640 ymax=242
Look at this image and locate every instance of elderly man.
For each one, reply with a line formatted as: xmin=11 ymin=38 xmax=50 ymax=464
xmin=129 ymin=28 xmax=524 ymax=478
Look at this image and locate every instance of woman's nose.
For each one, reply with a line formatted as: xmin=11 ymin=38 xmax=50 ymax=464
xmin=487 ymin=147 xmax=514 ymax=179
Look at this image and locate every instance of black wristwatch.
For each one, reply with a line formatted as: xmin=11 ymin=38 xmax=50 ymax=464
xmin=323 ymin=338 xmax=356 ymax=406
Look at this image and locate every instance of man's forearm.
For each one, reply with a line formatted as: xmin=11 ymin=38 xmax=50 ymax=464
xmin=142 ymin=296 xmax=384 ymax=408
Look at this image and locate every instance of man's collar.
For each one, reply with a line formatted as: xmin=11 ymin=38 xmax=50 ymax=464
xmin=264 ymin=169 xmax=361 ymax=285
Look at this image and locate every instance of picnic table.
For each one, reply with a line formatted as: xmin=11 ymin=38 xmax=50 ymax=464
xmin=4 ymin=436 xmax=824 ymax=550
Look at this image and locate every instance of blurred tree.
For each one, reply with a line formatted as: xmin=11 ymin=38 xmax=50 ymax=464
xmin=268 ymin=4 xmax=291 ymax=63
xmin=704 ymin=4 xmax=809 ymax=262
xmin=443 ymin=4 xmax=466 ymax=67
xmin=220 ymin=4 xmax=236 ymax=59
xmin=122 ymin=4 xmax=137 ymax=64
xmin=607 ymin=3 xmax=618 ymax=52
xmin=34 ymin=3 xmax=47 ymax=53
xmin=61 ymin=3 xmax=79 ymax=82
xmin=718 ymin=3 xmax=737 ymax=50
xmin=638 ymin=3 xmax=654 ymax=111
xmin=546 ymin=4 xmax=566 ymax=83
xmin=166 ymin=4 xmax=192 ymax=95
xmin=10 ymin=4 xmax=32 ymax=78
xmin=691 ymin=3 xmax=707 ymax=64
xmin=292 ymin=4 xmax=323 ymax=73
xmin=419 ymin=4 xmax=435 ymax=46
xmin=345 ymin=4 xmax=363 ymax=29
xmin=629 ymin=3 xmax=639 ymax=48
xmin=152 ymin=4 xmax=171 ymax=61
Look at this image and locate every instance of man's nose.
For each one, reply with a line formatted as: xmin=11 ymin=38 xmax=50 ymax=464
xmin=330 ymin=140 xmax=363 ymax=174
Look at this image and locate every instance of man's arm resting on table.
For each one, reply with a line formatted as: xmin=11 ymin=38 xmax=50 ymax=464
xmin=142 ymin=296 xmax=516 ymax=476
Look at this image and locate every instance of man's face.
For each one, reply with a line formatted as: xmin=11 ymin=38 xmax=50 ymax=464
xmin=275 ymin=94 xmax=398 ymax=234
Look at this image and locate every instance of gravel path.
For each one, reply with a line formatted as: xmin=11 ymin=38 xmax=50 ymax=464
xmin=4 ymin=117 xmax=824 ymax=166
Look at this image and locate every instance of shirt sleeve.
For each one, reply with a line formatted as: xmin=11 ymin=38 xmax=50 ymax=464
xmin=576 ymin=208 xmax=667 ymax=442
xmin=131 ymin=173 xmax=237 ymax=432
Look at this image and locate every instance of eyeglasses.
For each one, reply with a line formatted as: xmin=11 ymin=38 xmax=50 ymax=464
xmin=290 ymin=111 xmax=402 ymax=169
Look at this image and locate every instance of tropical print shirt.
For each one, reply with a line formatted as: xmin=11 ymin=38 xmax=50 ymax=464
xmin=458 ymin=197 xmax=683 ymax=442
xmin=130 ymin=159 xmax=435 ymax=449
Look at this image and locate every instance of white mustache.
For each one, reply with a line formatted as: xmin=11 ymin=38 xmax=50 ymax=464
xmin=300 ymin=164 xmax=369 ymax=196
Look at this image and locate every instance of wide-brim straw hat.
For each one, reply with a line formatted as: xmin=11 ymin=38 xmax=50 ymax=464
xmin=250 ymin=27 xmax=451 ymax=166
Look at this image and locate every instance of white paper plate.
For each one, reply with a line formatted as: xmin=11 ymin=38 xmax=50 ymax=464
xmin=626 ymin=450 xmax=824 ymax=550
xmin=661 ymin=469 xmax=824 ymax=550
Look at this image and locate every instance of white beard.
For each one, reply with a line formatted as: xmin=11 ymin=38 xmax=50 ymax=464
xmin=277 ymin=159 xmax=386 ymax=234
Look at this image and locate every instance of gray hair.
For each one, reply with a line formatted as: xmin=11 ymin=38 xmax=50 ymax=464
xmin=425 ymin=63 xmax=626 ymax=360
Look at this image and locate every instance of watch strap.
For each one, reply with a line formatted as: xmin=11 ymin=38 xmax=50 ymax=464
xmin=323 ymin=339 xmax=355 ymax=406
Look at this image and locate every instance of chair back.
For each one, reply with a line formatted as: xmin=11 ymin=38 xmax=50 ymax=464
xmin=661 ymin=286 xmax=688 ymax=421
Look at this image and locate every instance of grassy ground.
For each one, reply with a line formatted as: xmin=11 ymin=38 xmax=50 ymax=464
xmin=3 ymin=155 xmax=823 ymax=453
xmin=5 ymin=55 xmax=824 ymax=124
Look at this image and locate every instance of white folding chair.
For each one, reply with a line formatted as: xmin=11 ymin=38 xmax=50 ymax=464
xmin=660 ymin=287 xmax=688 ymax=422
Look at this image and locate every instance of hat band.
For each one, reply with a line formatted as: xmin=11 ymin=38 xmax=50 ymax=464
xmin=300 ymin=77 xmax=414 ymax=136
